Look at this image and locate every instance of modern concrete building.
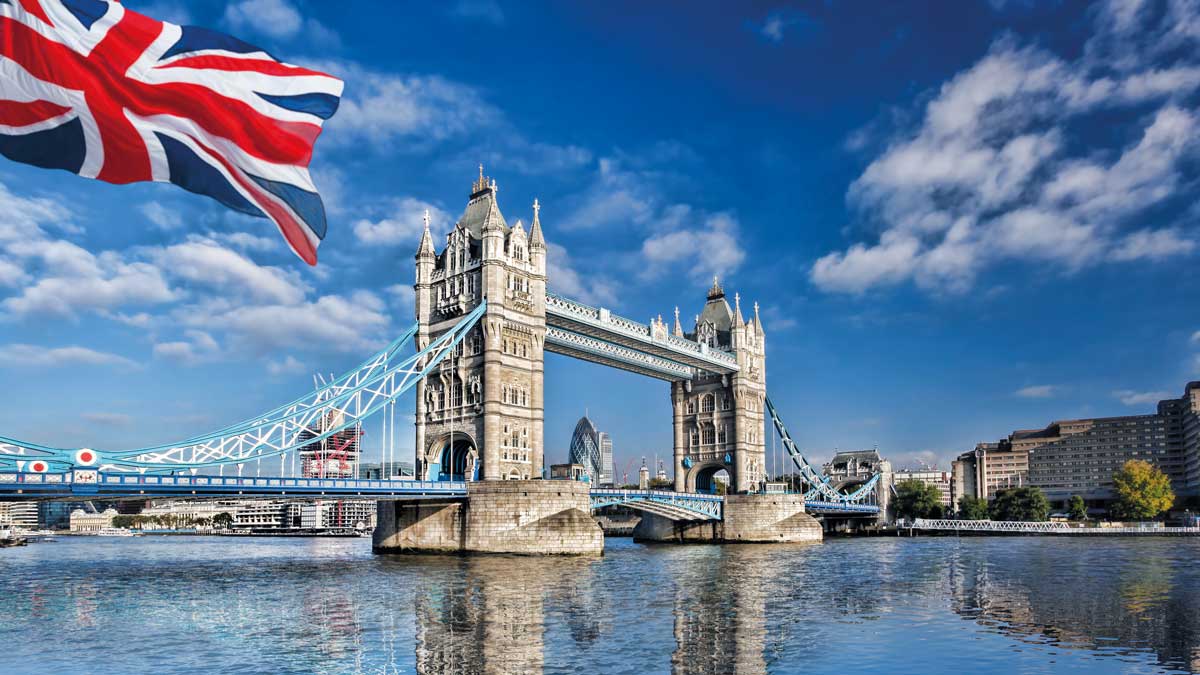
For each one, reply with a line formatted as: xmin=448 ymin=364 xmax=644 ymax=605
xmin=598 ymin=431 xmax=614 ymax=486
xmin=0 ymin=501 xmax=38 ymax=529
xmin=954 ymin=381 xmax=1200 ymax=508
xmin=951 ymin=441 xmax=1030 ymax=503
xmin=894 ymin=468 xmax=953 ymax=508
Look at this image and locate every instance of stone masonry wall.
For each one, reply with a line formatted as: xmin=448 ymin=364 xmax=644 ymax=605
xmin=373 ymin=499 xmax=466 ymax=554
xmin=633 ymin=494 xmax=822 ymax=544
xmin=464 ymin=480 xmax=602 ymax=555
xmin=723 ymin=494 xmax=822 ymax=542
xmin=374 ymin=480 xmax=603 ymax=555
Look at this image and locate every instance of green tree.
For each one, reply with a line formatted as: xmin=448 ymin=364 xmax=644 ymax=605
xmin=111 ymin=515 xmax=135 ymax=529
xmin=647 ymin=477 xmax=674 ymax=490
xmin=212 ymin=512 xmax=234 ymax=529
xmin=958 ymin=495 xmax=989 ymax=520
xmin=1067 ymin=495 xmax=1088 ymax=521
xmin=989 ymin=487 xmax=1050 ymax=522
xmin=1111 ymin=459 xmax=1174 ymax=520
xmin=894 ymin=479 xmax=945 ymax=520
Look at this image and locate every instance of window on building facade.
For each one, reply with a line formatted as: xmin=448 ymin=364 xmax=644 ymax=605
xmin=702 ymin=395 xmax=715 ymax=413
xmin=702 ymin=426 xmax=715 ymax=445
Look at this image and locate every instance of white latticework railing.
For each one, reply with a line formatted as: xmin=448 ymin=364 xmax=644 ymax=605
xmin=0 ymin=303 xmax=488 ymax=473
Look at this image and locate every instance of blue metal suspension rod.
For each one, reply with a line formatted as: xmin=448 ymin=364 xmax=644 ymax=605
xmin=0 ymin=303 xmax=487 ymax=472
xmin=764 ymin=396 xmax=882 ymax=503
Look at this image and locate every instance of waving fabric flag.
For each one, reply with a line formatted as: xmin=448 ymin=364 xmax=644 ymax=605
xmin=0 ymin=0 xmax=343 ymax=264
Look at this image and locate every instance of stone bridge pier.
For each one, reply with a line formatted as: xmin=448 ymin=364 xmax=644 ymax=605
xmin=373 ymin=480 xmax=603 ymax=555
xmin=632 ymin=494 xmax=822 ymax=544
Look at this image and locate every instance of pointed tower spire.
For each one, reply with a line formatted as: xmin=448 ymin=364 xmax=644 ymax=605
xmin=529 ymin=198 xmax=545 ymax=249
xmin=673 ymin=306 xmax=683 ymax=336
xmin=753 ymin=301 xmax=761 ymax=328
xmin=416 ymin=208 xmax=435 ymax=259
xmin=734 ymin=292 xmax=744 ymax=323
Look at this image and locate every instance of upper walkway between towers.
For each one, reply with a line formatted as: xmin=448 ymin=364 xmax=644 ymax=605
xmin=543 ymin=292 xmax=740 ymax=380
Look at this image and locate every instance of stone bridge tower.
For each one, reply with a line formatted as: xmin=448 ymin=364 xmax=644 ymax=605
xmin=671 ymin=278 xmax=767 ymax=494
xmin=413 ymin=168 xmax=547 ymax=482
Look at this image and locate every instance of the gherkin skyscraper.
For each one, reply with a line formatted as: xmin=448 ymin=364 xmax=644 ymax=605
xmin=568 ymin=416 xmax=602 ymax=482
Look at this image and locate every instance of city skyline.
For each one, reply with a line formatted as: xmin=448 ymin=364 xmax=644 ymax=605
xmin=0 ymin=1 xmax=1198 ymax=477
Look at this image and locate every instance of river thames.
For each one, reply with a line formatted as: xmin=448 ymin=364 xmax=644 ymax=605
xmin=2 ymin=536 xmax=1199 ymax=674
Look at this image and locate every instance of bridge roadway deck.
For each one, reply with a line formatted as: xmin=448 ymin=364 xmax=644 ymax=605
xmin=0 ymin=472 xmax=879 ymax=516
xmin=544 ymin=293 xmax=739 ymax=379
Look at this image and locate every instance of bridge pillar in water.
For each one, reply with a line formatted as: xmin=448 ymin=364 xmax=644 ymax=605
xmin=373 ymin=480 xmax=603 ymax=555
xmin=672 ymin=278 xmax=768 ymax=494
xmin=632 ymin=494 xmax=821 ymax=543
xmin=413 ymin=168 xmax=546 ymax=483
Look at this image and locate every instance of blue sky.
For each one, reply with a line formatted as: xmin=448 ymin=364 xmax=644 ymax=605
xmin=2 ymin=0 xmax=1199 ymax=478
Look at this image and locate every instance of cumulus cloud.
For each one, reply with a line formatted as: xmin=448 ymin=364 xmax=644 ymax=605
xmin=641 ymin=212 xmax=746 ymax=282
xmin=353 ymin=198 xmax=450 ymax=246
xmin=153 ymin=330 xmax=220 ymax=365
xmin=754 ymin=9 xmax=815 ymax=44
xmin=1113 ymin=389 xmax=1170 ymax=406
xmin=556 ymin=151 xmax=748 ymax=285
xmin=266 ymin=355 xmax=306 ymax=376
xmin=1015 ymin=385 xmax=1057 ymax=398
xmin=545 ymin=243 xmax=618 ymax=306
xmin=150 ymin=238 xmax=307 ymax=305
xmin=324 ymin=64 xmax=500 ymax=149
xmin=139 ymin=201 xmax=183 ymax=231
xmin=0 ymin=344 xmax=137 ymax=369
xmin=222 ymin=0 xmax=302 ymax=39
xmin=813 ymin=4 xmax=1200 ymax=295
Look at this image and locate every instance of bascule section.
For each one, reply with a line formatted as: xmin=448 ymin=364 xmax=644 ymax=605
xmin=413 ymin=168 xmax=547 ymax=484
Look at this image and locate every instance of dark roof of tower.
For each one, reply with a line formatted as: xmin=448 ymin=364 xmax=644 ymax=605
xmin=458 ymin=168 xmax=507 ymax=239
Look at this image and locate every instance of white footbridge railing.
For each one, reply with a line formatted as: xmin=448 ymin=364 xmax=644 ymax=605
xmin=912 ymin=519 xmax=1200 ymax=535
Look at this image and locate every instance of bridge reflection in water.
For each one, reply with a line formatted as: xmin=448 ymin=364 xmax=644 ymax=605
xmin=4 ymin=538 xmax=1200 ymax=674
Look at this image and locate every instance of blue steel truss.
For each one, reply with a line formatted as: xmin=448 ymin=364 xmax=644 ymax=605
xmin=589 ymin=488 xmax=723 ymax=520
xmin=765 ymin=397 xmax=882 ymax=509
xmin=0 ymin=302 xmax=488 ymax=474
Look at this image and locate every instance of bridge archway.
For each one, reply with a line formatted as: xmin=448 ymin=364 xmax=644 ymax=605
xmin=686 ymin=461 xmax=732 ymax=494
xmin=425 ymin=433 xmax=478 ymax=481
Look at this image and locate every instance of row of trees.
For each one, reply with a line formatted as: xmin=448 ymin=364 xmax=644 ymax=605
xmin=895 ymin=459 xmax=1176 ymax=522
xmin=111 ymin=512 xmax=234 ymax=530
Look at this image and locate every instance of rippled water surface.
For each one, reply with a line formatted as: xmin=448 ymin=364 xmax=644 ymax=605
xmin=2 ymin=536 xmax=1200 ymax=674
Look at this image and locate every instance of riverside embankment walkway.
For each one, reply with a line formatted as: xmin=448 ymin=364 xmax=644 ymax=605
xmin=911 ymin=518 xmax=1200 ymax=536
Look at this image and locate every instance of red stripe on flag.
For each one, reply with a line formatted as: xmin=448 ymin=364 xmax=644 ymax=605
xmin=0 ymin=99 xmax=70 ymax=127
xmin=18 ymin=0 xmax=54 ymax=27
xmin=156 ymin=55 xmax=335 ymax=80
xmin=189 ymin=135 xmax=318 ymax=265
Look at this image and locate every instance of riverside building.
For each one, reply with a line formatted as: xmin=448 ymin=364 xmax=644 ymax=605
xmin=953 ymin=381 xmax=1200 ymax=509
xmin=893 ymin=468 xmax=953 ymax=508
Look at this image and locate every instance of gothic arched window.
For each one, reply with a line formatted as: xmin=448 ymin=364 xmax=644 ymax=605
xmin=702 ymin=425 xmax=715 ymax=446
xmin=701 ymin=394 xmax=715 ymax=413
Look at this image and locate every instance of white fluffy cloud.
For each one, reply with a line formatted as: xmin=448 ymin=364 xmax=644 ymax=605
xmin=353 ymin=198 xmax=450 ymax=246
xmin=556 ymin=151 xmax=748 ymax=286
xmin=1015 ymin=385 xmax=1057 ymax=398
xmin=324 ymin=64 xmax=499 ymax=148
xmin=0 ymin=344 xmax=137 ymax=369
xmin=222 ymin=0 xmax=302 ymax=39
xmin=1113 ymin=389 xmax=1170 ymax=406
xmin=813 ymin=3 xmax=1200 ymax=294
xmin=545 ymin=243 xmax=618 ymax=306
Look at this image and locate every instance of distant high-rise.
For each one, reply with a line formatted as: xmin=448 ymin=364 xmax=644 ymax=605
xmin=598 ymin=432 xmax=614 ymax=486
xmin=569 ymin=416 xmax=602 ymax=483
xmin=298 ymin=408 xmax=362 ymax=479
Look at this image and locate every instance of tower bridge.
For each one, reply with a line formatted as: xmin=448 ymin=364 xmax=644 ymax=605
xmin=0 ymin=168 xmax=882 ymax=553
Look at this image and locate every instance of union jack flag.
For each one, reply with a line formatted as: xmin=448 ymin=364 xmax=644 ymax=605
xmin=0 ymin=0 xmax=343 ymax=264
